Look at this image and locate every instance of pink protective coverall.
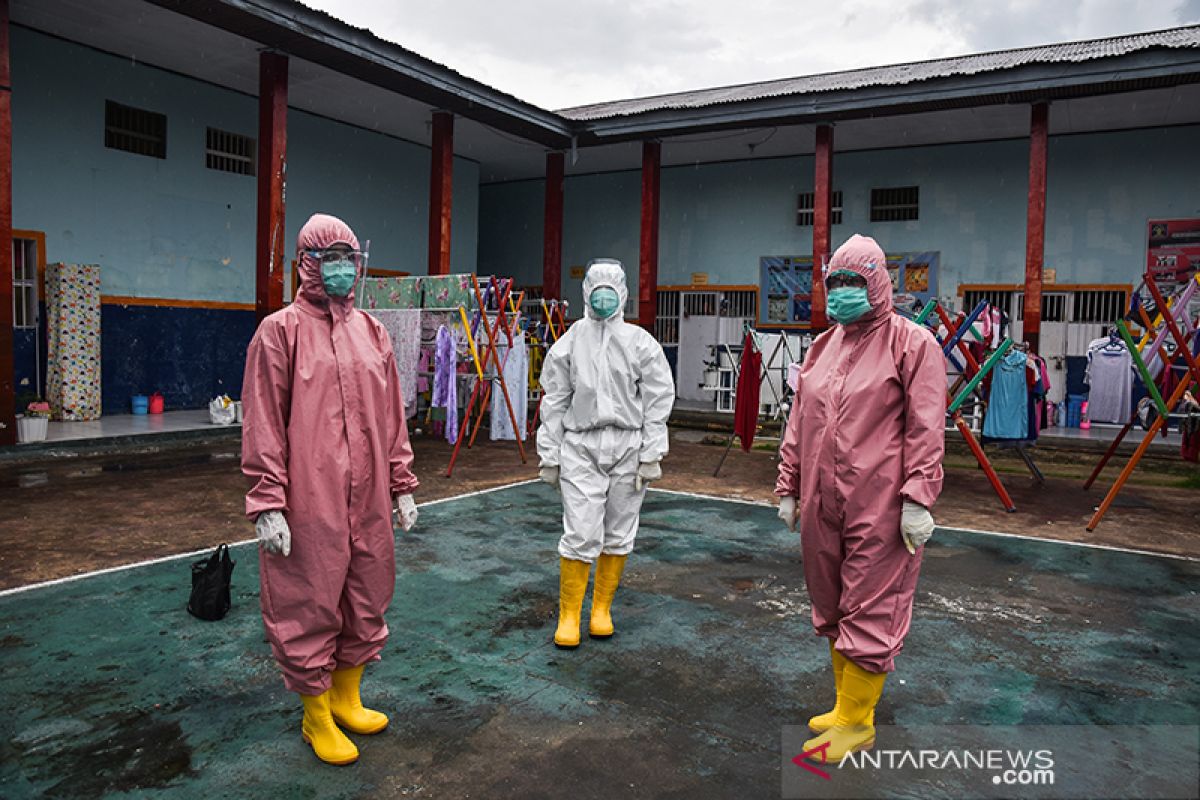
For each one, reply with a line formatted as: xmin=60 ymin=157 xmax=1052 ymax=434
xmin=242 ymin=213 xmax=418 ymax=695
xmin=776 ymin=234 xmax=945 ymax=674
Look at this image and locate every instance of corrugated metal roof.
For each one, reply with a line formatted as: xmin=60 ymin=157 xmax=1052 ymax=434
xmin=558 ymin=25 xmax=1200 ymax=121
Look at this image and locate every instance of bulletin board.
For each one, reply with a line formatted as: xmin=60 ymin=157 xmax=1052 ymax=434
xmin=886 ymin=251 xmax=940 ymax=316
xmin=758 ymin=251 xmax=939 ymax=328
xmin=759 ymin=256 xmax=815 ymax=327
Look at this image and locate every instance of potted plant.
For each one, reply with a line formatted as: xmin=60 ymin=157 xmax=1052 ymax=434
xmin=17 ymin=399 xmax=51 ymax=443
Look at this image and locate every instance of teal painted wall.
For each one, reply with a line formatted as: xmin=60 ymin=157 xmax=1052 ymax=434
xmin=11 ymin=26 xmax=479 ymax=304
xmin=480 ymin=126 xmax=1200 ymax=302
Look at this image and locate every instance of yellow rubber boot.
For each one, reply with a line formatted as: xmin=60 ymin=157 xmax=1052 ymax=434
xmin=808 ymin=643 xmax=874 ymax=733
xmin=803 ymin=659 xmax=886 ymax=763
xmin=330 ymin=664 xmax=389 ymax=735
xmin=300 ymin=690 xmax=359 ymax=765
xmin=807 ymin=641 xmax=846 ymax=733
xmin=588 ymin=553 xmax=628 ymax=638
xmin=554 ymin=557 xmax=591 ymax=648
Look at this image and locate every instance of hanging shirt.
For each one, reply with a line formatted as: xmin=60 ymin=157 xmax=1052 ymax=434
xmin=983 ymin=349 xmax=1030 ymax=440
xmin=1085 ymin=337 xmax=1133 ymax=424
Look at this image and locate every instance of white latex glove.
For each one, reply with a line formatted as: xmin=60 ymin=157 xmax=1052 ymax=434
xmin=777 ymin=496 xmax=798 ymax=532
xmin=900 ymin=500 xmax=935 ymax=554
xmin=256 ymin=510 xmax=291 ymax=557
xmin=540 ymin=464 xmax=560 ymax=491
xmin=634 ymin=461 xmax=663 ymax=492
xmin=394 ymin=494 xmax=419 ymax=532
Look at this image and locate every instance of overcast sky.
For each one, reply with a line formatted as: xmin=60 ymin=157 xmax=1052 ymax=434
xmin=306 ymin=0 xmax=1200 ymax=110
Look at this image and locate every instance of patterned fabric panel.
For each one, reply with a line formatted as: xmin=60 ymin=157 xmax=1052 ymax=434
xmin=420 ymin=274 xmax=474 ymax=310
xmin=359 ymin=276 xmax=422 ymax=310
xmin=45 ymin=266 xmax=102 ymax=422
xmin=46 ymin=263 xmax=102 ymax=421
xmin=367 ymin=309 xmax=423 ymax=419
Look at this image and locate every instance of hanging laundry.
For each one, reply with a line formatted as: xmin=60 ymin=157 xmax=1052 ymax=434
xmin=433 ymin=325 xmax=458 ymax=444
xmin=358 ymin=276 xmax=422 ymax=310
xmin=46 ymin=263 xmax=102 ymax=421
xmin=983 ymin=349 xmax=1029 ymax=440
xmin=421 ymin=274 xmax=474 ymax=310
xmin=416 ymin=349 xmax=432 ymax=395
xmin=1026 ymin=354 xmax=1047 ymax=442
xmin=491 ymin=332 xmax=528 ymax=441
xmin=1180 ymin=393 xmax=1200 ymax=463
xmin=733 ymin=332 xmax=762 ymax=452
xmin=1085 ymin=335 xmax=1134 ymax=424
xmin=367 ymin=309 xmax=422 ymax=419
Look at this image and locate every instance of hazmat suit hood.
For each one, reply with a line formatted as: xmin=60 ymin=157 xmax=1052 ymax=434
xmin=296 ymin=213 xmax=361 ymax=321
xmin=582 ymin=259 xmax=628 ymax=323
xmin=824 ymin=234 xmax=893 ymax=325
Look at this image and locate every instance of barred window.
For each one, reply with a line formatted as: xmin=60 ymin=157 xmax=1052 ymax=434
xmin=870 ymin=186 xmax=919 ymax=222
xmin=1073 ymin=290 xmax=1128 ymax=323
xmin=206 ymin=127 xmax=256 ymax=176
xmin=105 ymin=101 xmax=166 ymax=158
xmin=797 ymin=190 xmax=843 ymax=226
xmin=963 ymin=290 xmax=1013 ymax=318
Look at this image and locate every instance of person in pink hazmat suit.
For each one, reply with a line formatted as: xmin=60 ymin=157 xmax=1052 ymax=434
xmin=775 ymin=233 xmax=945 ymax=763
xmin=241 ymin=213 xmax=419 ymax=766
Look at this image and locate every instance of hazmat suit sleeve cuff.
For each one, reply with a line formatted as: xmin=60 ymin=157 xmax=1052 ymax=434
xmin=900 ymin=478 xmax=940 ymax=510
xmin=390 ymin=471 xmax=420 ymax=496
xmin=245 ymin=491 xmax=287 ymax=521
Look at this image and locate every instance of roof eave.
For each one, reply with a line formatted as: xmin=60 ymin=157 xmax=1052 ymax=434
xmin=572 ymin=49 xmax=1200 ymax=143
xmin=144 ymin=0 xmax=576 ymax=148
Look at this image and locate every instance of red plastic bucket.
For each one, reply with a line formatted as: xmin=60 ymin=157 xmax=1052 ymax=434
xmin=149 ymin=392 xmax=165 ymax=414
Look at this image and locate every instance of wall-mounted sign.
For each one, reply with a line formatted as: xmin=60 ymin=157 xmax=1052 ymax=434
xmin=1147 ymin=218 xmax=1200 ymax=294
xmin=690 ymin=272 xmax=709 ymax=285
xmin=1043 ymin=268 xmax=1057 ymax=285
xmin=569 ymin=266 xmax=585 ymax=280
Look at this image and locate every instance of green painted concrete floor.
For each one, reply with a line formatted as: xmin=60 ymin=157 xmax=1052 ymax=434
xmin=1 ymin=483 xmax=1197 ymax=799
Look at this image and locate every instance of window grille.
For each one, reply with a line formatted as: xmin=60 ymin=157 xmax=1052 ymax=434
xmin=105 ymin=100 xmax=166 ymax=158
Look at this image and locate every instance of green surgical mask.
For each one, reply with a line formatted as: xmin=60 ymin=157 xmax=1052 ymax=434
xmin=827 ymin=286 xmax=871 ymax=324
xmin=590 ymin=287 xmax=621 ymax=319
xmin=321 ymin=259 xmax=358 ymax=298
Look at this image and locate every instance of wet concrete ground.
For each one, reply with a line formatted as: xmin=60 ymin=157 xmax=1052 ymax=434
xmin=2 ymin=430 xmax=1199 ymax=592
xmin=1 ymin=484 xmax=1198 ymax=798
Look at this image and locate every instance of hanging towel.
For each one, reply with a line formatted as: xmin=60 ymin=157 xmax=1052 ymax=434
xmin=368 ymin=309 xmax=422 ymax=419
xmin=46 ymin=263 xmax=102 ymax=420
xmin=433 ymin=325 xmax=458 ymax=443
xmin=734 ymin=332 xmax=762 ymax=452
xmin=491 ymin=332 xmax=528 ymax=441
xmin=983 ymin=349 xmax=1029 ymax=440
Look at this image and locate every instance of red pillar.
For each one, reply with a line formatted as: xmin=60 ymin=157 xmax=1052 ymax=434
xmin=638 ymin=140 xmax=661 ymax=330
xmin=811 ymin=124 xmax=833 ymax=332
xmin=428 ymin=111 xmax=453 ymax=276
xmin=542 ymin=151 xmax=564 ymax=300
xmin=0 ymin=0 xmax=14 ymax=446
xmin=255 ymin=51 xmax=287 ymax=322
xmin=1022 ymin=102 xmax=1049 ymax=353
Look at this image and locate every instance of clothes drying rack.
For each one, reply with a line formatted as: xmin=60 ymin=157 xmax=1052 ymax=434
xmin=1084 ymin=272 xmax=1200 ymax=530
xmin=912 ymin=298 xmax=1020 ymax=512
xmin=446 ymin=275 xmax=529 ymax=477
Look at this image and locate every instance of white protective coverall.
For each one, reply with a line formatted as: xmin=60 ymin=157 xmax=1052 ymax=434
xmin=537 ymin=260 xmax=675 ymax=561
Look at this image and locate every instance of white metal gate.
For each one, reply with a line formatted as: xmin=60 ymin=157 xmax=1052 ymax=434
xmin=655 ymin=288 xmax=757 ymax=406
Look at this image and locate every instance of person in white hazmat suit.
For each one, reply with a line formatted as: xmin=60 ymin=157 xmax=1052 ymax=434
xmin=537 ymin=258 xmax=676 ymax=648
